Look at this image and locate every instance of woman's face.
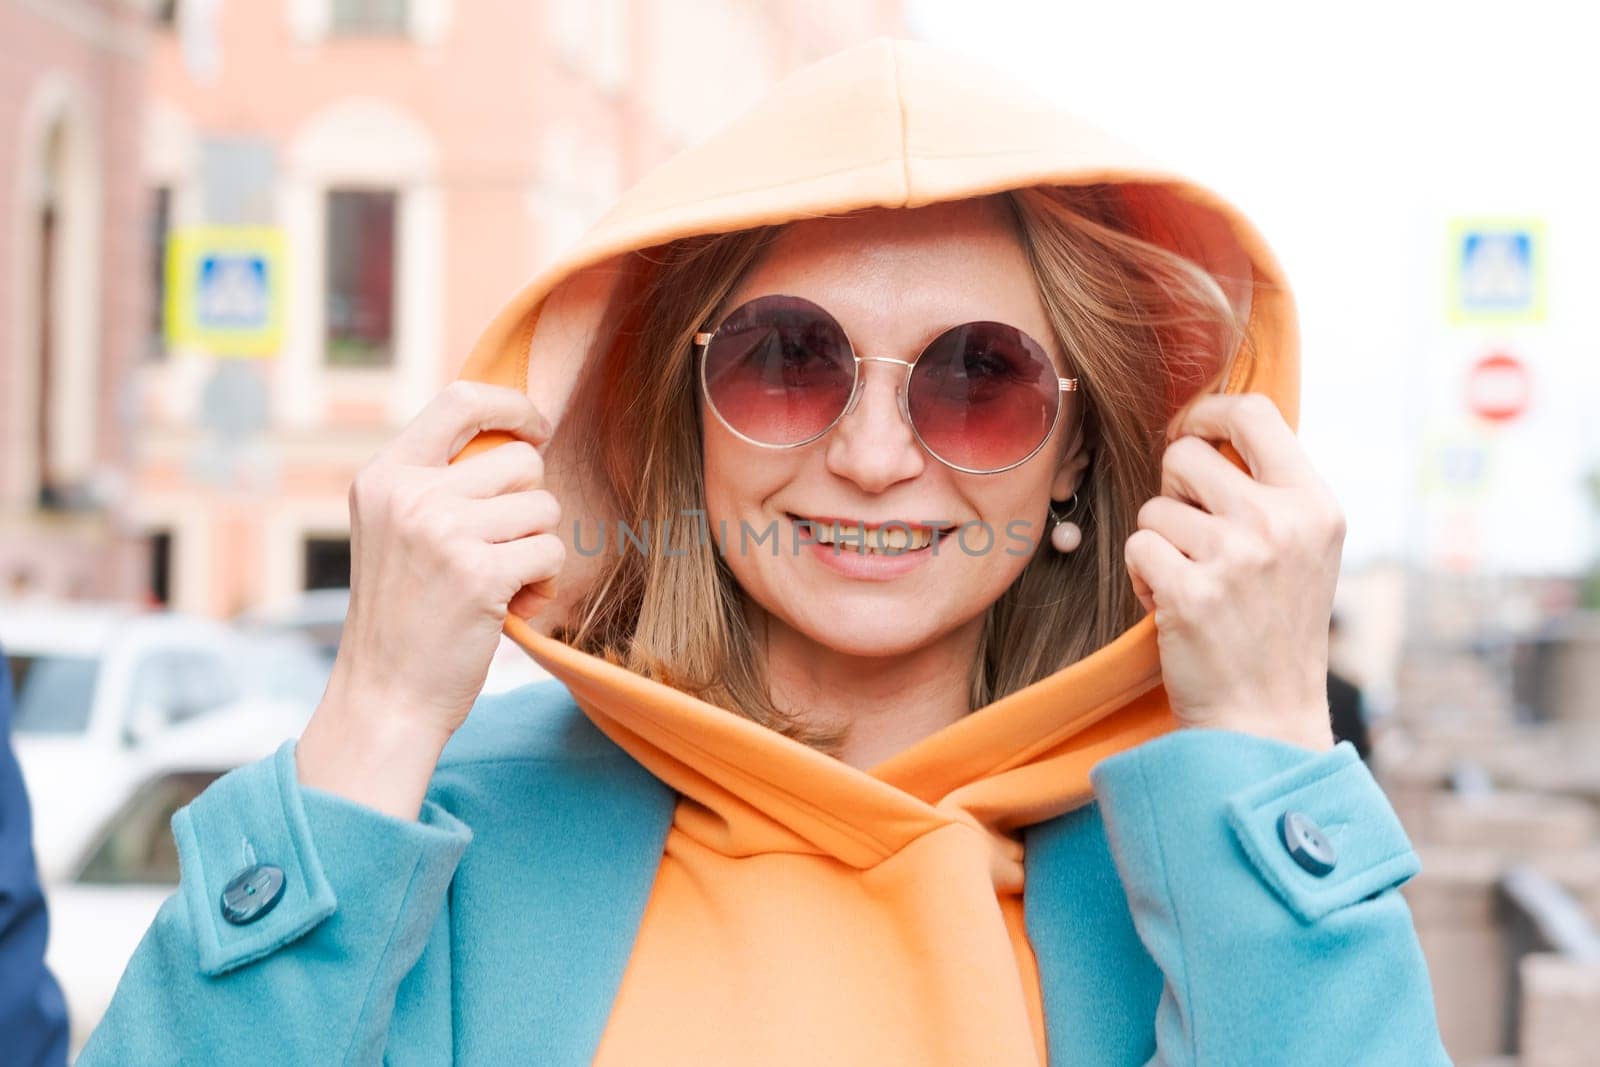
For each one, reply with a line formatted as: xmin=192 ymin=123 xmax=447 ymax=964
xmin=701 ymin=197 xmax=1091 ymax=659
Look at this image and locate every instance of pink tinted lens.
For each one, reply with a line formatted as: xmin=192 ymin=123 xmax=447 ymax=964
xmin=906 ymin=322 xmax=1062 ymax=471
xmin=700 ymin=295 xmax=855 ymax=446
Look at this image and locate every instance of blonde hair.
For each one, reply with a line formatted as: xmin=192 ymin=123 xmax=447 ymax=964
xmin=548 ymin=183 xmax=1255 ymax=754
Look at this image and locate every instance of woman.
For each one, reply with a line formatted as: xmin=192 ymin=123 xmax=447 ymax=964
xmin=84 ymin=39 xmax=1449 ymax=1065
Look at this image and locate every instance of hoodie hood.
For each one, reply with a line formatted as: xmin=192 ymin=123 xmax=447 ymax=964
xmin=450 ymin=37 xmax=1299 ymax=831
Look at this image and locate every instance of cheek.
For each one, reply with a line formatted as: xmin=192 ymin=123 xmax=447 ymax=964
xmin=701 ymin=421 xmax=792 ymax=530
xmin=967 ymin=465 xmax=1054 ymax=544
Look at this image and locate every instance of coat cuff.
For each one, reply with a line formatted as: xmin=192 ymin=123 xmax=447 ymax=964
xmin=1089 ymin=728 xmax=1420 ymax=925
xmin=1223 ymin=741 xmax=1420 ymax=922
xmin=172 ymin=739 xmax=472 ymax=977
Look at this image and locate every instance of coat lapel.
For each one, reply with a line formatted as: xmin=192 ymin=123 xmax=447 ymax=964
xmin=435 ymin=691 xmax=677 ymax=1064
xmin=1024 ymin=801 xmax=1163 ymax=1064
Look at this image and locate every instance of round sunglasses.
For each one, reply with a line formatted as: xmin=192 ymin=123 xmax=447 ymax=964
xmin=695 ymin=294 xmax=1078 ymax=475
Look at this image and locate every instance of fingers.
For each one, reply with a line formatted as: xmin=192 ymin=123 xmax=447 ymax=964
xmin=507 ymin=578 xmax=560 ymax=622
xmin=489 ymin=533 xmax=566 ymax=614
xmin=393 ymin=380 xmax=553 ymax=467
xmin=1160 ymin=433 xmax=1257 ymax=516
xmin=1168 ymin=392 xmax=1309 ymax=488
xmin=446 ymin=439 xmax=546 ymax=498
xmin=1136 ymin=495 xmax=1228 ymax=562
xmin=467 ymin=490 xmax=562 ymax=544
xmin=1124 ymin=527 xmax=1189 ymax=615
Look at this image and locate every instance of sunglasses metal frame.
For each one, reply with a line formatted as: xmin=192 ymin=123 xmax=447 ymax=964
xmin=693 ymin=299 xmax=1079 ymax=476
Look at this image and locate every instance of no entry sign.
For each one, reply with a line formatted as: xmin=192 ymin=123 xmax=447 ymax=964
xmin=1465 ymin=352 xmax=1531 ymax=423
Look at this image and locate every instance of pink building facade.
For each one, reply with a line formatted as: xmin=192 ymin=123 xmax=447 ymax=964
xmin=132 ymin=0 xmax=901 ymax=618
xmin=0 ymin=0 xmax=155 ymax=603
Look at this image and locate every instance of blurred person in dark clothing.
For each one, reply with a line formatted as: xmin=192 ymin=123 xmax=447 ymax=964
xmin=0 ymin=645 xmax=70 ymax=1065
xmin=1327 ymin=613 xmax=1373 ymax=761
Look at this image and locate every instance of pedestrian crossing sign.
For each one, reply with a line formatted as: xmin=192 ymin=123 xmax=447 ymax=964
xmin=1446 ymin=218 xmax=1545 ymax=325
xmin=166 ymin=226 xmax=286 ymax=356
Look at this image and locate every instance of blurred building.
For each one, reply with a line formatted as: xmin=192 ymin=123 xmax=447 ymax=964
xmin=0 ymin=0 xmax=156 ymax=603
xmin=1369 ymin=569 xmax=1600 ymax=1066
xmin=126 ymin=0 xmax=901 ymax=617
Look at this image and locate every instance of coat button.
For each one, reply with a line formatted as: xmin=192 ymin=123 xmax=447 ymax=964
xmin=1277 ymin=811 xmax=1337 ymax=876
xmin=220 ymin=863 xmax=287 ymax=925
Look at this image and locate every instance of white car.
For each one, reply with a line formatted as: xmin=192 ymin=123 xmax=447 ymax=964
xmin=238 ymin=586 xmax=551 ymax=695
xmin=36 ymin=595 xmax=549 ymax=1056
xmin=1 ymin=600 xmax=328 ymax=882
xmin=40 ymin=709 xmax=297 ymax=1058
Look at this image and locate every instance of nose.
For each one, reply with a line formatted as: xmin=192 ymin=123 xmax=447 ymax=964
xmin=824 ymin=357 xmax=925 ymax=493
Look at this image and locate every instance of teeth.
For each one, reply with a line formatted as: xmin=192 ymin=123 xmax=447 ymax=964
xmin=807 ymin=521 xmax=934 ymax=552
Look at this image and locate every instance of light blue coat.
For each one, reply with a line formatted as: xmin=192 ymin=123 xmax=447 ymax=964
xmin=80 ymin=678 xmax=1452 ymax=1065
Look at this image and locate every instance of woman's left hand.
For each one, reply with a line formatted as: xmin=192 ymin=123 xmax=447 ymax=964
xmin=1124 ymin=392 xmax=1343 ymax=752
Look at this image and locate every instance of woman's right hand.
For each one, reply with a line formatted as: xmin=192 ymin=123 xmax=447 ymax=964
xmin=295 ymin=381 xmax=564 ymax=819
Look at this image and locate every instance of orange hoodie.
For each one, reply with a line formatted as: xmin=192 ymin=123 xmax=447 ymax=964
xmin=450 ymin=37 xmax=1298 ymax=1066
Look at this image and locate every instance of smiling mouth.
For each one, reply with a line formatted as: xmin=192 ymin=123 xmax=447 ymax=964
xmin=786 ymin=513 xmax=955 ymax=554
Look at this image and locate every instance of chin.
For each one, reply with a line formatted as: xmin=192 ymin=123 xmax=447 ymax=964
xmin=774 ymin=594 xmax=957 ymax=659
xmin=797 ymin=619 xmax=945 ymax=660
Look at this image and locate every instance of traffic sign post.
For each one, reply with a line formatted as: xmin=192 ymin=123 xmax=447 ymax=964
xmin=1447 ymin=219 xmax=1546 ymax=326
xmin=165 ymin=225 xmax=286 ymax=357
xmin=165 ymin=224 xmax=285 ymax=492
xmin=1415 ymin=216 xmax=1549 ymax=710
xmin=1464 ymin=351 xmax=1532 ymax=426
xmin=188 ymin=358 xmax=279 ymax=493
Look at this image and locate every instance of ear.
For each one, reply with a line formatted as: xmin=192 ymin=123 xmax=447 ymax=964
xmin=1050 ymin=421 xmax=1092 ymax=501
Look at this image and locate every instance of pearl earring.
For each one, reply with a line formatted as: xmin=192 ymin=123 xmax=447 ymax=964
xmin=1049 ymin=493 xmax=1082 ymax=553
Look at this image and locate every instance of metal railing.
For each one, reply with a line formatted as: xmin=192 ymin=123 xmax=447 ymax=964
xmin=1476 ymin=737 xmax=1600 ymax=1055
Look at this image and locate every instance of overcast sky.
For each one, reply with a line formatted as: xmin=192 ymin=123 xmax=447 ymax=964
xmin=907 ymin=0 xmax=1600 ymax=574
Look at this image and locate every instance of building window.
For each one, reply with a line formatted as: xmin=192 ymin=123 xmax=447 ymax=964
xmin=550 ymin=0 xmax=627 ymax=88
xmin=34 ymin=121 xmax=94 ymax=512
xmin=36 ymin=173 xmax=60 ymax=509
xmin=594 ymin=0 xmax=628 ymax=92
xmin=30 ymin=112 xmax=99 ymax=513
xmin=330 ymin=0 xmax=411 ymax=35
xmin=551 ymin=0 xmax=586 ymax=65
xmin=148 ymin=529 xmax=173 ymax=607
xmin=324 ymin=188 xmax=396 ymax=366
xmin=148 ymin=187 xmax=171 ymax=360
xmin=303 ymin=535 xmax=351 ymax=591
